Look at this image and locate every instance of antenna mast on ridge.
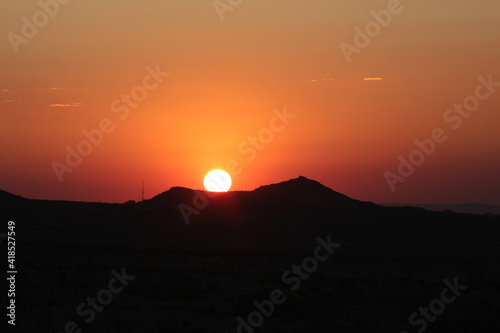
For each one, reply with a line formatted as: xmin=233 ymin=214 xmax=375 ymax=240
xmin=141 ymin=181 xmax=145 ymax=201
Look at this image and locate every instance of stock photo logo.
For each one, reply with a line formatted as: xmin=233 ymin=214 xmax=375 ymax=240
xmin=213 ymin=0 xmax=244 ymax=21
xmin=400 ymin=278 xmax=467 ymax=333
xmin=7 ymin=0 xmax=73 ymax=54
xmin=51 ymin=64 xmax=169 ymax=182
xmin=49 ymin=268 xmax=135 ymax=333
xmin=227 ymin=236 xmax=340 ymax=333
xmin=340 ymin=0 xmax=405 ymax=63
xmin=178 ymin=106 xmax=296 ymax=225
xmin=384 ymin=74 xmax=500 ymax=192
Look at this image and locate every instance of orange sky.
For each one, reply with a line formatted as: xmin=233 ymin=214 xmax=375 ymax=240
xmin=1 ymin=0 xmax=499 ymax=204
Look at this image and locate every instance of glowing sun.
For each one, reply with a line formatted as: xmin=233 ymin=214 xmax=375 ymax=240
xmin=204 ymin=169 xmax=232 ymax=192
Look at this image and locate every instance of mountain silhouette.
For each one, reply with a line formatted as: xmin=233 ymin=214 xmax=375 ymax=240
xmin=3 ymin=176 xmax=499 ymax=257
xmin=146 ymin=176 xmax=367 ymax=227
xmin=382 ymin=202 xmax=500 ymax=215
xmin=3 ymin=177 xmax=500 ymax=332
xmin=133 ymin=176 xmax=499 ymax=251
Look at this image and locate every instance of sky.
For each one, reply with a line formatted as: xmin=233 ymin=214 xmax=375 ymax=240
xmin=0 ymin=0 xmax=499 ymax=204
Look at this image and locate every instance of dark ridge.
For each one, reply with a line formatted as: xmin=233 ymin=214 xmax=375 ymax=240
xmin=381 ymin=202 xmax=500 ymax=215
xmin=0 ymin=189 xmax=27 ymax=203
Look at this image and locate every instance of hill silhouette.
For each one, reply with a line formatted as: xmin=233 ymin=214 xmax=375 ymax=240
xmin=2 ymin=176 xmax=499 ymax=257
xmin=382 ymin=202 xmax=500 ymax=215
xmin=2 ymin=177 xmax=500 ymax=332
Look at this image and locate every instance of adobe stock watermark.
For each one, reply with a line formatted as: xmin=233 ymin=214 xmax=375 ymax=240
xmin=400 ymin=277 xmax=467 ymax=333
xmin=213 ymin=0 xmax=243 ymax=22
xmin=50 ymin=267 xmax=135 ymax=333
xmin=384 ymin=73 xmax=499 ymax=192
xmin=340 ymin=0 xmax=410 ymax=64
xmin=178 ymin=106 xmax=296 ymax=225
xmin=51 ymin=64 xmax=169 ymax=182
xmin=7 ymin=0 xmax=73 ymax=54
xmin=227 ymin=235 xmax=340 ymax=333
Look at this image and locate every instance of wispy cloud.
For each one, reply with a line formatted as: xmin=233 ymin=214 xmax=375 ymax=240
xmin=1 ymin=88 xmax=72 ymax=93
xmin=49 ymin=102 xmax=84 ymax=108
xmin=363 ymin=77 xmax=384 ymax=81
xmin=310 ymin=78 xmax=334 ymax=83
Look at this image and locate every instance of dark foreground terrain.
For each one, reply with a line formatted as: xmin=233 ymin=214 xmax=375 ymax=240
xmin=2 ymin=177 xmax=500 ymax=332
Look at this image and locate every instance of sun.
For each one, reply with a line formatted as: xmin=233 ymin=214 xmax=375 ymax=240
xmin=204 ymin=169 xmax=232 ymax=192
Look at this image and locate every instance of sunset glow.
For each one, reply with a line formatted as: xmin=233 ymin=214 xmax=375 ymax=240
xmin=0 ymin=0 xmax=499 ymax=205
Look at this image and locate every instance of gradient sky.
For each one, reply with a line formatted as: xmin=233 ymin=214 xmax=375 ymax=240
xmin=1 ymin=0 xmax=499 ymax=204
